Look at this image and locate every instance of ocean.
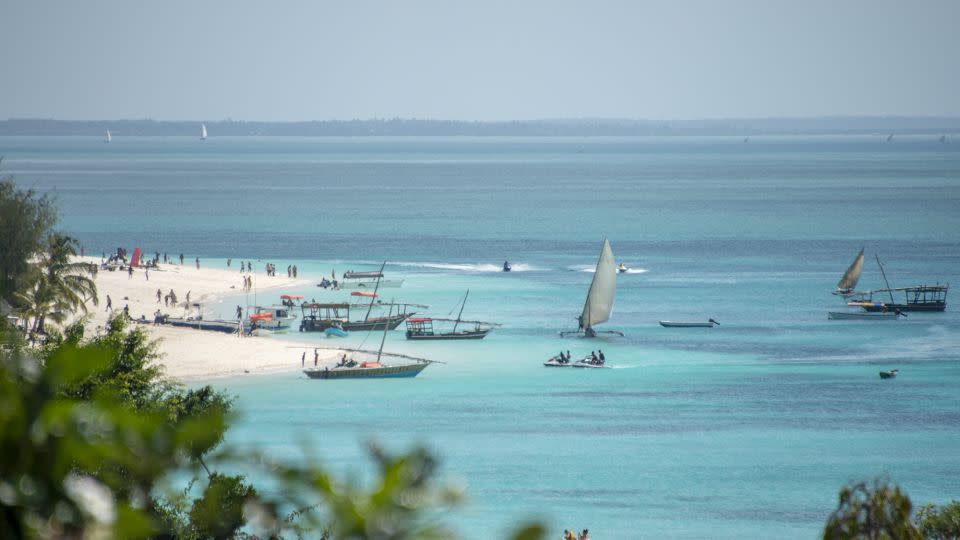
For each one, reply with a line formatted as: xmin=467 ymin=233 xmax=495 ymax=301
xmin=4 ymin=135 xmax=960 ymax=538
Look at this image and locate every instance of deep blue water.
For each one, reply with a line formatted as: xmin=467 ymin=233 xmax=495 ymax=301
xmin=4 ymin=135 xmax=960 ymax=538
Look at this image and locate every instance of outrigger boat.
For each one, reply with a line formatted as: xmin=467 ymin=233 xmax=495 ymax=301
xmin=846 ymin=255 xmax=948 ymax=312
xmin=303 ymin=306 xmax=432 ymax=379
xmin=561 ymin=238 xmax=623 ymax=337
xmin=828 ymin=311 xmax=903 ymax=320
xmin=339 ymin=270 xmax=403 ymax=289
xmin=659 ymin=319 xmax=719 ymax=328
xmin=405 ymin=290 xmax=499 ymax=340
xmin=298 ymin=303 xmax=412 ymax=332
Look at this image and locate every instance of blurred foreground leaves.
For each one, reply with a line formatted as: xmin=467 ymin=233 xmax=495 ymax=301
xmin=1 ymin=316 xmax=542 ymax=539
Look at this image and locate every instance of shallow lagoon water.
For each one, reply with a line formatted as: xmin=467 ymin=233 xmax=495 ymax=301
xmin=4 ymin=135 xmax=960 ymax=537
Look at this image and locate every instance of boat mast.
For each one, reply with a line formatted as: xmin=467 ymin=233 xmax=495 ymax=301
xmin=875 ymin=255 xmax=896 ymax=304
xmin=376 ymin=304 xmax=391 ymax=363
xmin=364 ymin=261 xmax=387 ymax=322
xmin=453 ymin=289 xmax=469 ymax=333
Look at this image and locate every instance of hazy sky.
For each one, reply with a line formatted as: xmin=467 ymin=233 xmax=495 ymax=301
xmin=2 ymin=0 xmax=958 ymax=121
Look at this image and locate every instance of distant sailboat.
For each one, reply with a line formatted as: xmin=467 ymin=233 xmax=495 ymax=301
xmin=200 ymin=123 xmax=208 ymax=140
xmin=105 ymin=130 xmax=111 ymax=143
xmin=834 ymin=248 xmax=865 ymax=296
xmin=886 ymin=133 xmax=894 ymax=142
xmin=561 ymin=238 xmax=622 ymax=337
xmin=941 ymin=135 xmax=947 ymax=143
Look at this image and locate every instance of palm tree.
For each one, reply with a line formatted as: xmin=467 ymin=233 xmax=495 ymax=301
xmin=15 ymin=234 xmax=98 ymax=334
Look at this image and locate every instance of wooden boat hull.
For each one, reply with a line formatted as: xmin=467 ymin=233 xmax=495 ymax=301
xmin=303 ymin=363 xmax=427 ymax=379
xmin=659 ymin=321 xmax=716 ymax=328
xmin=857 ymin=302 xmax=945 ymax=312
xmin=339 ymin=279 xmax=404 ymax=289
xmin=300 ymin=313 xmax=409 ymax=332
xmin=166 ymin=318 xmax=239 ymax=334
xmin=828 ymin=311 xmax=899 ymax=320
xmin=406 ymin=329 xmax=489 ymax=340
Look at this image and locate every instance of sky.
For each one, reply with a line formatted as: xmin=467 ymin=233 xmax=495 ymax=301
xmin=1 ymin=0 xmax=959 ymax=121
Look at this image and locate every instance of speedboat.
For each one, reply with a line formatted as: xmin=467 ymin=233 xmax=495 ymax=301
xmin=879 ymin=369 xmax=899 ymax=379
xmin=502 ymin=261 xmax=512 ymax=272
xmin=618 ymin=263 xmax=628 ymax=273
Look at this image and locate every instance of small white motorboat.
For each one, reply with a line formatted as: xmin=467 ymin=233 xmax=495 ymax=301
xmin=659 ymin=319 xmax=719 ymax=328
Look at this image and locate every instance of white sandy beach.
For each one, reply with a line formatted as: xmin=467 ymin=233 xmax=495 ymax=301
xmin=79 ymin=257 xmax=344 ymax=381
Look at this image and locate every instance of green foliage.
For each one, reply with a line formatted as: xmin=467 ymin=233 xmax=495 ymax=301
xmin=14 ymin=233 xmax=98 ymax=335
xmin=823 ymin=478 xmax=921 ymax=540
xmin=0 ymin=176 xmax=57 ymax=305
xmin=915 ymin=501 xmax=960 ymax=540
xmin=188 ymin=473 xmax=257 ymax=540
xmin=2 ymin=319 xmax=540 ymax=539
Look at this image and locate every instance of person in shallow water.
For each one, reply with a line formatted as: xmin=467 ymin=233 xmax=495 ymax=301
xmin=598 ymin=350 xmax=605 ymax=364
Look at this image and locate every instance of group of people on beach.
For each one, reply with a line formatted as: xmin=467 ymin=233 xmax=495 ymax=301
xmin=241 ymin=275 xmax=253 ymax=292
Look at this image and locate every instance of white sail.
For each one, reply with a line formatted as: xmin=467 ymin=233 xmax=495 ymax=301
xmin=836 ymin=248 xmax=865 ymax=292
xmin=105 ymin=130 xmax=111 ymax=143
xmin=200 ymin=124 xmax=208 ymax=140
xmin=579 ymin=238 xmax=617 ymax=330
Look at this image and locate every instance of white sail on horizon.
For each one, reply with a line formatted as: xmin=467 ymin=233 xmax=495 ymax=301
xmin=836 ymin=248 xmax=865 ymax=292
xmin=200 ymin=124 xmax=208 ymax=140
xmin=580 ymin=238 xmax=617 ymax=330
xmin=105 ymin=130 xmax=111 ymax=143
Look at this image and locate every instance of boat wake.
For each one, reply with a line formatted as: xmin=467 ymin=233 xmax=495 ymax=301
xmin=391 ymin=261 xmax=543 ymax=273
xmin=569 ymin=264 xmax=648 ymax=274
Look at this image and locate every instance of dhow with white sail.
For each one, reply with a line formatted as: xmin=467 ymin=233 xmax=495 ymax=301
xmin=561 ymin=238 xmax=623 ymax=337
xmin=834 ymin=248 xmax=865 ymax=296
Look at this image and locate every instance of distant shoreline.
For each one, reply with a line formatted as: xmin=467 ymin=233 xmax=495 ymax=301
xmin=3 ymin=116 xmax=960 ymax=137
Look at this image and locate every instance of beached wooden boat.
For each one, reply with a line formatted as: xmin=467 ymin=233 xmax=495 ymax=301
xmin=298 ymin=303 xmax=411 ymax=332
xmin=659 ymin=319 xmax=718 ymax=328
xmin=303 ymin=306 xmax=432 ymax=380
xmin=560 ymin=238 xmax=623 ymax=337
xmin=166 ymin=317 xmax=239 ymax=334
xmin=405 ymin=290 xmax=499 ymax=340
xmin=879 ymin=369 xmax=899 ymax=379
xmin=828 ymin=311 xmax=901 ymax=320
xmin=304 ymin=361 xmax=427 ymax=379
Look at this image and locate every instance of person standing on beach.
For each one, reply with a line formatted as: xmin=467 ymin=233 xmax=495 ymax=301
xmin=195 ymin=257 xmax=200 ymax=269
xmin=236 ymin=305 xmax=243 ymax=320
xmin=301 ymin=352 xmax=305 ymax=367
xmin=156 ymin=289 xmax=162 ymax=303
xmin=186 ymin=291 xmax=191 ymax=305
xmin=293 ymin=265 xmax=298 ymax=278
xmin=105 ymin=295 xmax=112 ymax=312
xmin=128 ymin=265 xmax=133 ymax=279
xmin=227 ymin=258 xmax=232 ymax=267
xmin=314 ymin=348 xmax=318 ymax=367
xmin=179 ymin=253 xmax=184 ymax=265
xmin=145 ymin=268 xmax=149 ymax=280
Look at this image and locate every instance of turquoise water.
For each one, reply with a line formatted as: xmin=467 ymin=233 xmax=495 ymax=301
xmin=4 ymin=135 xmax=960 ymax=538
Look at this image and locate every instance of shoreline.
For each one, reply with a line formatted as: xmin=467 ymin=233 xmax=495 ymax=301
xmin=78 ymin=256 xmax=345 ymax=382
